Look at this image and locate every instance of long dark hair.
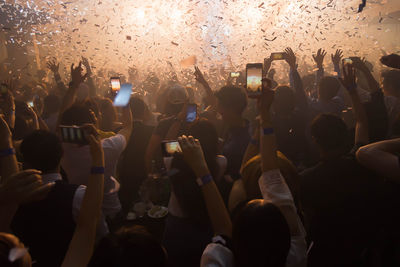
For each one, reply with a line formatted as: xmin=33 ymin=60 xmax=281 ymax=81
xmin=169 ymin=119 xmax=219 ymax=226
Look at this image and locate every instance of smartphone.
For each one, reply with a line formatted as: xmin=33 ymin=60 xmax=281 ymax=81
xmin=230 ymin=72 xmax=240 ymax=78
xmin=246 ymin=63 xmax=263 ymax=97
xmin=343 ymin=58 xmax=353 ymax=65
xmin=271 ymin=52 xmax=285 ymax=60
xmin=27 ymin=101 xmax=34 ymax=108
xmin=59 ymin=125 xmax=88 ymax=145
xmin=113 ymin=83 xmax=132 ymax=107
xmin=186 ymin=104 xmax=197 ymax=123
xmin=161 ymin=140 xmax=182 ymax=157
xmin=110 ymin=77 xmax=121 ymax=91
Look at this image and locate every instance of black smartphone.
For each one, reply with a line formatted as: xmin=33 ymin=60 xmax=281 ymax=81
xmin=186 ymin=104 xmax=197 ymax=123
xmin=59 ymin=125 xmax=88 ymax=145
xmin=246 ymin=63 xmax=263 ymax=97
xmin=271 ymin=52 xmax=285 ymax=60
xmin=110 ymin=77 xmax=121 ymax=91
xmin=161 ymin=140 xmax=182 ymax=157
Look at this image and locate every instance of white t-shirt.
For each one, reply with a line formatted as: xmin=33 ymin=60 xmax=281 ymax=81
xmin=61 ymin=134 xmax=126 ymax=217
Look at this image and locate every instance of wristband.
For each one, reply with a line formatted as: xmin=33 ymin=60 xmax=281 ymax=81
xmin=0 ymin=148 xmax=15 ymax=157
xmin=91 ymin=166 xmax=105 ymax=174
xmin=262 ymin=127 xmax=274 ymax=135
xmin=196 ymin=174 xmax=213 ymax=187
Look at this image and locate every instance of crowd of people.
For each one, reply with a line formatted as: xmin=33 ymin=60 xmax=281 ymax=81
xmin=0 ymin=47 xmax=400 ymax=267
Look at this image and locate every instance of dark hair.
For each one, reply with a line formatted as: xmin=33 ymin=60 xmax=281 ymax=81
xmin=318 ymin=76 xmax=341 ymax=101
xmin=233 ymin=200 xmax=290 ymax=267
xmin=311 ymin=113 xmax=349 ymax=152
xmin=13 ymin=101 xmax=36 ymax=140
xmin=170 ymin=119 xmax=219 ymax=225
xmin=382 ymin=69 xmax=400 ymax=93
xmin=215 ymin=86 xmax=248 ymax=115
xmin=42 ymin=94 xmax=61 ymax=118
xmin=60 ymin=104 xmax=97 ymax=126
xmin=20 ymin=130 xmax=63 ymax=173
xmin=88 ymin=226 xmax=167 ymax=267
xmin=130 ymin=96 xmax=147 ymax=121
xmin=274 ymin=86 xmax=295 ymax=114
xmin=98 ymin=98 xmax=117 ymax=131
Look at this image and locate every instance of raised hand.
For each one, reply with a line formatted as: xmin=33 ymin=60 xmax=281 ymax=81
xmin=70 ymin=61 xmax=88 ymax=88
xmin=0 ymin=170 xmax=54 ymax=205
xmin=284 ymin=47 xmax=297 ymax=69
xmin=47 ymin=58 xmax=59 ymax=73
xmin=350 ymin=57 xmax=369 ymax=73
xmin=380 ymin=54 xmax=400 ymax=69
xmin=259 ymin=78 xmax=274 ymax=121
xmin=331 ymin=49 xmax=343 ymax=67
xmin=81 ymin=56 xmax=92 ymax=76
xmin=194 ymin=66 xmax=207 ymax=86
xmin=178 ymin=135 xmax=208 ymax=177
xmin=313 ymin=48 xmax=327 ymax=69
xmin=340 ymin=62 xmax=357 ymax=93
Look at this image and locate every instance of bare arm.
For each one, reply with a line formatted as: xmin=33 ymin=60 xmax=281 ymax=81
xmin=117 ymin=106 xmax=133 ymax=141
xmin=145 ymin=134 xmax=163 ymax=172
xmin=356 ymin=138 xmax=400 ymax=183
xmin=340 ymin=62 xmax=369 ymax=144
xmin=285 ymin=47 xmax=307 ymax=111
xmin=47 ymin=58 xmax=68 ymax=94
xmin=61 ymin=133 xmax=104 ymax=267
xmin=194 ymin=66 xmax=217 ymax=110
xmin=179 ymin=135 xmax=232 ymax=237
xmin=313 ymin=49 xmax=326 ymax=94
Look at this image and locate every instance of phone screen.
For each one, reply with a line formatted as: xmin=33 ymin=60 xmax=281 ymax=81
xmin=246 ymin=63 xmax=263 ymax=96
xmin=27 ymin=101 xmax=34 ymax=108
xmin=162 ymin=141 xmax=182 ymax=156
xmin=271 ymin=52 xmax=285 ymax=60
xmin=60 ymin=126 xmax=88 ymax=145
xmin=343 ymin=58 xmax=353 ymax=65
xmin=113 ymin=83 xmax=132 ymax=107
xmin=186 ymin=104 xmax=197 ymax=123
xmin=110 ymin=77 xmax=121 ymax=91
xmin=230 ymin=72 xmax=240 ymax=78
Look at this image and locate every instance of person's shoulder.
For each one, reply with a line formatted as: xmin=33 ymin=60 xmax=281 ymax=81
xmin=102 ymin=134 xmax=126 ymax=149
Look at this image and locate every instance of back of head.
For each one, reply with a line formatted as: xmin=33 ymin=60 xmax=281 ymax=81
xmin=318 ymin=76 xmax=341 ymax=101
xmin=382 ymin=69 xmax=400 ymax=96
xmin=233 ymin=200 xmax=290 ymax=267
xmin=215 ymin=85 xmax=248 ymax=115
xmin=88 ymin=226 xmax=167 ymax=267
xmin=164 ymin=84 xmax=188 ymax=116
xmin=311 ymin=113 xmax=349 ymax=153
xmin=274 ymin=86 xmax=295 ymax=114
xmin=60 ymin=103 xmax=97 ymax=126
xmin=20 ymin=130 xmax=63 ymax=172
xmin=42 ymin=94 xmax=61 ymax=117
xmin=130 ymin=96 xmax=148 ymax=121
xmin=0 ymin=233 xmax=31 ymax=267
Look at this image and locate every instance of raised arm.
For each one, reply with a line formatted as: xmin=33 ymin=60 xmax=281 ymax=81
xmin=194 ymin=66 xmax=217 ymax=110
xmin=61 ymin=133 xmax=105 ymax=267
xmin=82 ymin=57 xmax=97 ymax=96
xmin=0 ymin=84 xmax=15 ymax=130
xmin=285 ymin=47 xmax=307 ymax=111
xmin=179 ymin=135 xmax=232 ymax=238
xmin=47 ymin=58 xmax=68 ymax=94
xmin=356 ymin=138 xmax=400 ymax=183
xmin=331 ymin=49 xmax=343 ymax=78
xmin=117 ymin=106 xmax=133 ymax=141
xmin=312 ymin=49 xmax=326 ymax=92
xmin=339 ymin=62 xmax=369 ymax=144
xmin=351 ymin=57 xmax=380 ymax=93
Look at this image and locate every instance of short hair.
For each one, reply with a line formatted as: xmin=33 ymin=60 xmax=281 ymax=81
xmin=60 ymin=104 xmax=97 ymax=126
xmin=215 ymin=86 xmax=248 ymax=115
xmin=20 ymin=130 xmax=63 ymax=172
xmin=130 ymin=96 xmax=147 ymax=120
xmin=43 ymin=94 xmax=61 ymax=115
xmin=318 ymin=76 xmax=341 ymax=101
xmin=274 ymin=86 xmax=295 ymax=113
xmin=382 ymin=69 xmax=400 ymax=93
xmin=88 ymin=226 xmax=167 ymax=267
xmin=311 ymin=113 xmax=349 ymax=152
xmin=233 ymin=200 xmax=290 ymax=267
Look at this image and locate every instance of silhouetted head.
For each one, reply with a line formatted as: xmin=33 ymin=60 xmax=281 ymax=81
xmin=233 ymin=199 xmax=290 ymax=267
xmin=89 ymin=226 xmax=167 ymax=267
xmin=215 ymin=85 xmax=248 ymax=122
xmin=21 ymin=130 xmax=63 ymax=173
xmin=382 ymin=69 xmax=400 ymax=97
xmin=318 ymin=76 xmax=341 ymax=102
xmin=60 ymin=103 xmax=97 ymax=126
xmin=274 ymin=86 xmax=295 ymax=115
